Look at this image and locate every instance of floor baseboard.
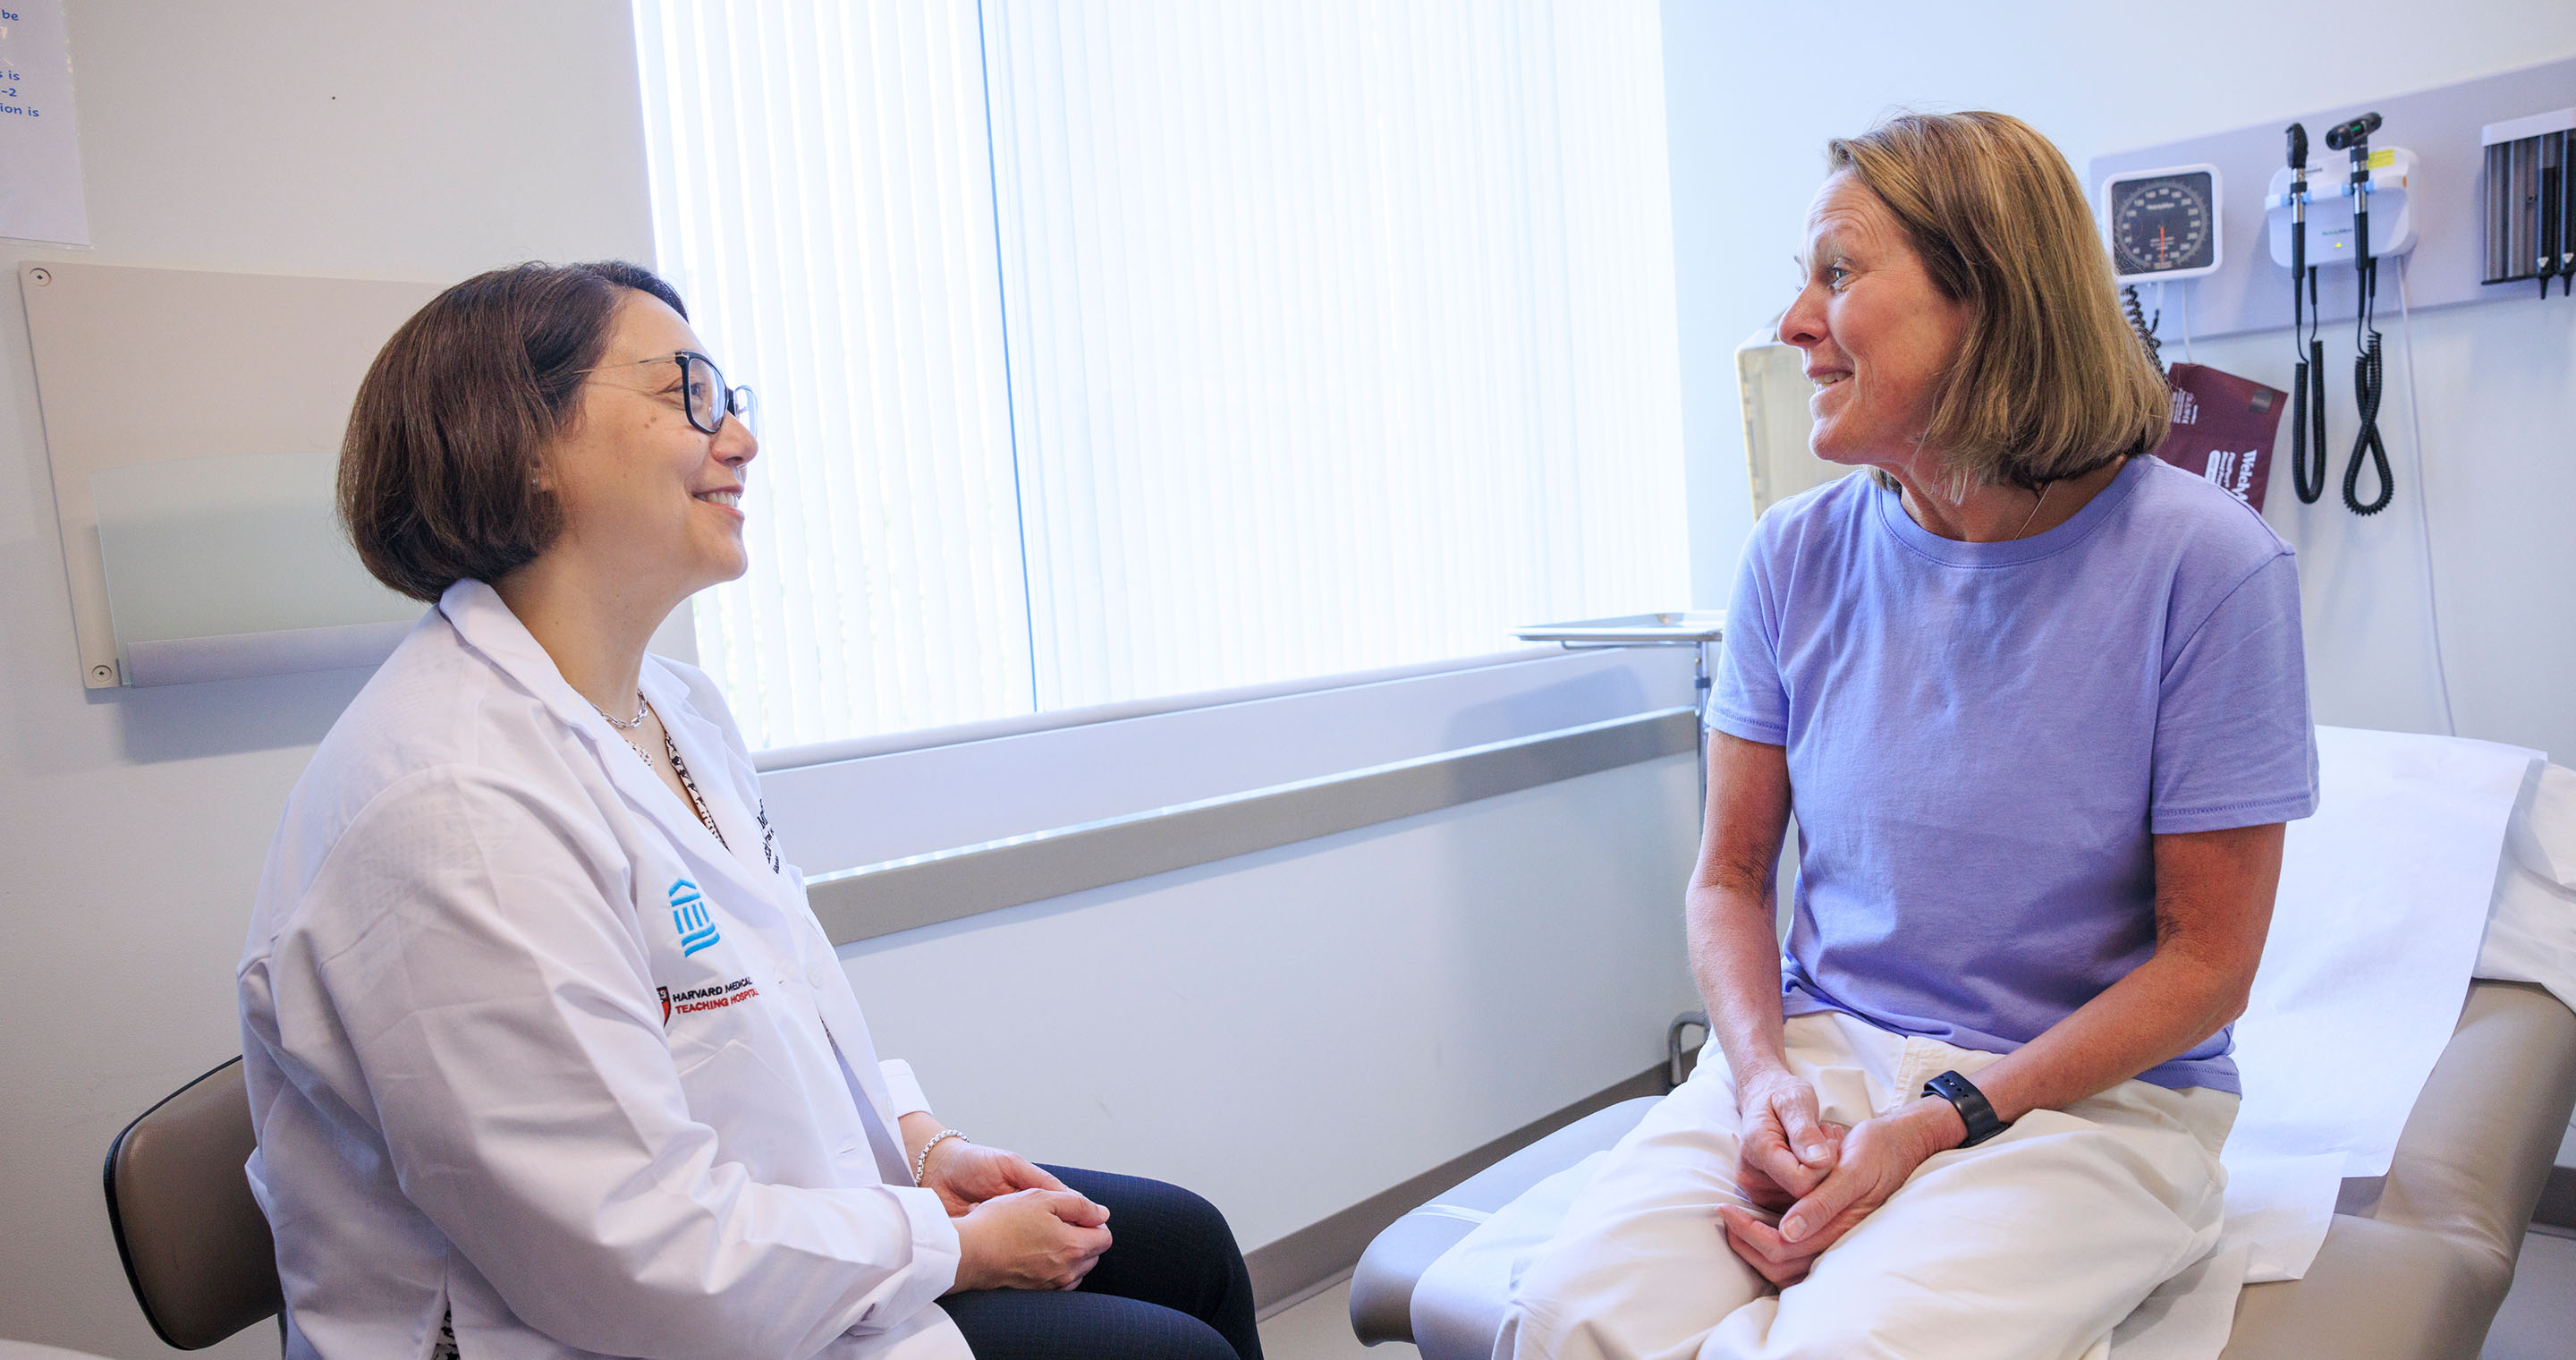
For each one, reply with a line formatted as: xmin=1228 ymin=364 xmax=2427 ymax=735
xmin=1244 ymin=1066 xmax=1666 ymax=1317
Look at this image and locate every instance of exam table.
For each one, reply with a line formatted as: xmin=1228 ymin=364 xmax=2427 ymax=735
xmin=1349 ymin=979 xmax=2576 ymax=1359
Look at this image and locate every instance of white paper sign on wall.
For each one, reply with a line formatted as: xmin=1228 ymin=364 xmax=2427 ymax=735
xmin=0 ymin=0 xmax=89 ymax=248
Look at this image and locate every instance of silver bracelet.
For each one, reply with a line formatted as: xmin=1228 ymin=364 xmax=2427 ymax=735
xmin=911 ymin=1128 xmax=969 ymax=1186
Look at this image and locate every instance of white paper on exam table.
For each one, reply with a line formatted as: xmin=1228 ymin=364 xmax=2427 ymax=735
xmin=2194 ymin=757 xmax=2576 ymax=1293
xmin=2146 ymin=743 xmax=2565 ymax=1351
xmin=2096 ymin=738 xmax=2560 ymax=1354
xmin=2198 ymin=727 xmax=2539 ymax=1288
xmin=2224 ymin=727 xmax=2540 ymax=1177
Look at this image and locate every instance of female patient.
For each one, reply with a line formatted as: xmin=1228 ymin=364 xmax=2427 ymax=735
xmin=1499 ymin=112 xmax=2316 ymax=1359
xmin=240 ymin=261 xmax=1260 ymax=1360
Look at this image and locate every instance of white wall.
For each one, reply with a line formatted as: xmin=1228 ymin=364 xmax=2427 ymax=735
xmin=781 ymin=645 xmax=1709 ymax=1254
xmin=1663 ymin=0 xmax=2576 ymax=767
xmin=0 ymin=4 xmax=656 ymax=1356
xmin=839 ymin=755 xmax=1700 ymax=1251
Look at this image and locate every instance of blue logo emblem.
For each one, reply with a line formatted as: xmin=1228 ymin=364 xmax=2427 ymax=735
xmin=669 ymin=879 xmax=719 ymax=956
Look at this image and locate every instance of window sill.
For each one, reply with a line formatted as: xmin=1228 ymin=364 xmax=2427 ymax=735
xmin=758 ymin=644 xmax=1699 ymax=893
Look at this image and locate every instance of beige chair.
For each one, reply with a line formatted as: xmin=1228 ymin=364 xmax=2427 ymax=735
xmin=103 ymin=1058 xmax=284 ymax=1350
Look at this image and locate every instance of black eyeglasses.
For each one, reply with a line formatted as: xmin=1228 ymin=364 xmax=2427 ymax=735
xmin=581 ymin=350 xmax=756 ymax=435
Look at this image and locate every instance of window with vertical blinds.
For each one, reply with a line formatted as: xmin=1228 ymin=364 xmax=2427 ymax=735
xmin=635 ymin=0 xmax=1687 ymax=752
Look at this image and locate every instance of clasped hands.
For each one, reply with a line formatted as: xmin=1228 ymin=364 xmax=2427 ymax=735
xmin=1715 ymin=1070 xmax=1966 ymax=1287
xmin=902 ymin=1114 xmax=1112 ymax=1295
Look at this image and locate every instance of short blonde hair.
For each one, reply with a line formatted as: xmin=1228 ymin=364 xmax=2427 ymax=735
xmin=1828 ymin=111 xmax=2167 ymax=490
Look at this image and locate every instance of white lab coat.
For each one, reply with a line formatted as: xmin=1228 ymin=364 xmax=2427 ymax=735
xmin=238 ymin=579 xmax=973 ymax=1360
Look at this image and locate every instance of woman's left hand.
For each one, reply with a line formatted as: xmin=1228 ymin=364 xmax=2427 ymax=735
xmin=1715 ymin=1097 xmax=1963 ymax=1286
xmin=919 ymin=1139 xmax=1072 ymax=1217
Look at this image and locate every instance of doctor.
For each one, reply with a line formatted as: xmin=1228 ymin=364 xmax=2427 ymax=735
xmin=239 ymin=260 xmax=1261 ymax=1360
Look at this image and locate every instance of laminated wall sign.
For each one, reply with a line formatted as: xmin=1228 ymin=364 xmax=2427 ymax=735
xmin=2152 ymin=363 xmax=2288 ymax=512
xmin=0 ymin=0 xmax=88 ymax=247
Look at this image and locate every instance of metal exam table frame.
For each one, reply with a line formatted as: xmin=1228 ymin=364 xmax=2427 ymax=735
xmin=1350 ymin=979 xmax=2576 ymax=1359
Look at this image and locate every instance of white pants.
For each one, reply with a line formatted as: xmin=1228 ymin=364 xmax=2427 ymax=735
xmin=1495 ymin=1012 xmax=2237 ymax=1360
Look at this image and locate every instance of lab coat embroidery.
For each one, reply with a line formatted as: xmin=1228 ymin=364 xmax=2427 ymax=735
xmin=669 ymin=878 xmax=721 ymax=956
xmin=668 ymin=976 xmax=762 ymax=1016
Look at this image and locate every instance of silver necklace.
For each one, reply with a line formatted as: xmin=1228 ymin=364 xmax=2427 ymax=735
xmin=2013 ymin=480 xmax=2053 ymax=540
xmin=590 ymin=696 xmax=728 ymax=848
xmin=589 ymin=692 xmax=648 ymax=730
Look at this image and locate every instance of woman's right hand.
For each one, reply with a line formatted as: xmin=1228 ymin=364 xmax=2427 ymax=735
xmin=1733 ymin=1067 xmax=1839 ymax=1203
xmin=948 ymin=1187 xmax=1114 ymax=1293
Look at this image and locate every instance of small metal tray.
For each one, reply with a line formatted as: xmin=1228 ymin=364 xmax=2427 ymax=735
xmin=1512 ymin=609 xmax=1726 ymax=646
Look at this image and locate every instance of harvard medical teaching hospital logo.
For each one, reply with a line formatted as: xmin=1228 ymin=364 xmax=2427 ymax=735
xmin=669 ymin=879 xmax=720 ymax=957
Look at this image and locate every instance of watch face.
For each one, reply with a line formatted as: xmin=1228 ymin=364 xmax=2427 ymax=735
xmin=2110 ymin=172 xmax=2216 ymax=276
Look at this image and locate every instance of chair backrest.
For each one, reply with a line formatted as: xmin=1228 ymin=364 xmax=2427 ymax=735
xmin=102 ymin=1057 xmax=284 ymax=1349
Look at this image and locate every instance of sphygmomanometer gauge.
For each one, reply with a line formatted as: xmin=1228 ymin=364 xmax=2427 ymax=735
xmin=2102 ymin=165 xmax=2224 ymax=284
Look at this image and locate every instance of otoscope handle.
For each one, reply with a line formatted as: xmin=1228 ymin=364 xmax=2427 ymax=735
xmin=2292 ymin=340 xmax=2328 ymax=505
xmin=2291 ymin=363 xmax=2312 ymax=502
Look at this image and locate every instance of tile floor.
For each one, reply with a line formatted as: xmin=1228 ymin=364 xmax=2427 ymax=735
xmin=1258 ymin=1278 xmax=1414 ymax=1360
xmin=2483 ymin=1228 xmax=2576 ymax=1359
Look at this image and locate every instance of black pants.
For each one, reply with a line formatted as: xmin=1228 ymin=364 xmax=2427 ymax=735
xmin=936 ymin=1166 xmax=1262 ymax=1360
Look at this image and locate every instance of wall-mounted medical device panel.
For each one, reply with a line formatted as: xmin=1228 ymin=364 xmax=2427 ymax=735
xmin=2087 ymin=55 xmax=2576 ymax=342
xmin=2266 ymin=148 xmax=2419 ymax=268
xmin=19 ymin=261 xmax=441 ymax=687
xmin=2481 ymin=107 xmax=2575 ymax=293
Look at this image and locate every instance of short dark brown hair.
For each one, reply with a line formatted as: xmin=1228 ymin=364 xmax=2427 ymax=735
xmin=1828 ymin=112 xmax=2168 ymax=492
xmin=340 ymin=259 xmax=689 ymax=601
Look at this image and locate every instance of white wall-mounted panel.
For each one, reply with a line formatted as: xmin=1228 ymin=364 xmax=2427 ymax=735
xmin=91 ymin=451 xmax=420 ymax=685
xmin=18 ymin=259 xmax=440 ymax=688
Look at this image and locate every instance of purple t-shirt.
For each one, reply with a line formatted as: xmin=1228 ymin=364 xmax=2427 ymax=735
xmin=1711 ymin=455 xmax=2318 ymax=1092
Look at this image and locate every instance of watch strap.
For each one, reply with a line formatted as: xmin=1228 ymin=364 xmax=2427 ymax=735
xmin=1922 ymin=1069 xmax=2007 ymax=1147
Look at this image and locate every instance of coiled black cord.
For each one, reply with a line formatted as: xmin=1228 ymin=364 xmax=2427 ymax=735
xmin=2292 ymin=272 xmax=2326 ymax=504
xmin=2343 ymin=332 xmax=2392 ymax=514
xmin=2342 ymin=238 xmax=2393 ymax=515
xmin=2341 ymin=156 xmax=2394 ymax=516
xmin=2122 ymin=285 xmax=2164 ymax=377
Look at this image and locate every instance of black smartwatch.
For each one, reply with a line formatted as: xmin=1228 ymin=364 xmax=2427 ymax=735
xmin=1921 ymin=1070 xmax=2008 ymax=1147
